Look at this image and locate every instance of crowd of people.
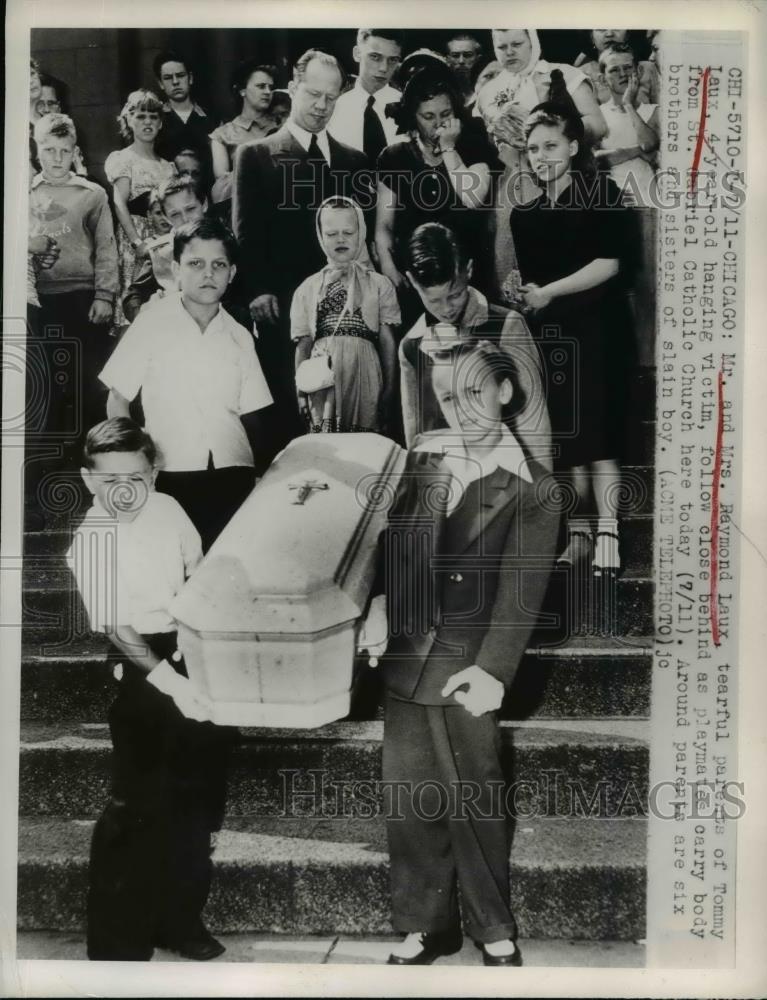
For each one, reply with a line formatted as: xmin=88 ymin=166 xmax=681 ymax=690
xmin=26 ymin=28 xmax=661 ymax=967
xmin=27 ymin=26 xmax=660 ymax=565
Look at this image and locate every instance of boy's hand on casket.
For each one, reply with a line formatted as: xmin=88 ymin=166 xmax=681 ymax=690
xmin=357 ymin=595 xmax=388 ymax=666
xmin=442 ymin=665 xmax=505 ymax=717
xmin=146 ymin=660 xmax=212 ymax=722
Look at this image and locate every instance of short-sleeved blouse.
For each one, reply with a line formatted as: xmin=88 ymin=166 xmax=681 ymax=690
xmin=210 ymin=114 xmax=279 ymax=155
xmin=104 ymin=147 xmax=174 ymax=200
xmin=291 ymin=268 xmax=401 ymax=342
xmin=377 ymin=117 xmax=501 ymax=269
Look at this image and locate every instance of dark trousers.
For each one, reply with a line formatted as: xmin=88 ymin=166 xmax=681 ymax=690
xmin=156 ymin=465 xmax=256 ymax=553
xmin=254 ymin=302 xmax=304 ymax=450
xmin=382 ymin=694 xmax=517 ymax=945
xmin=35 ymin=290 xmax=113 ymax=458
xmin=87 ymin=633 xmax=233 ymax=961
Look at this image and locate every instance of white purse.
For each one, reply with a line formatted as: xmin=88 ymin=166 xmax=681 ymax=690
xmin=295 ymin=350 xmax=334 ymax=394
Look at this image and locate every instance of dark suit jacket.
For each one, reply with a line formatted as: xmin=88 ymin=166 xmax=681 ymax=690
xmin=379 ymin=434 xmax=560 ymax=705
xmin=231 ymin=126 xmax=369 ymax=308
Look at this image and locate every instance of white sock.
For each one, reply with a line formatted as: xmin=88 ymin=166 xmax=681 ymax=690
xmin=594 ymin=516 xmax=620 ymax=571
xmin=484 ymin=938 xmax=517 ymax=956
xmin=390 ymin=932 xmax=425 ymax=959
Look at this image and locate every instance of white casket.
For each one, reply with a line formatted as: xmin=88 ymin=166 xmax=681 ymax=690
xmin=169 ymin=433 xmax=404 ymax=727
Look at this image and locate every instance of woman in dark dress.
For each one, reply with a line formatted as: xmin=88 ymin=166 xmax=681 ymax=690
xmin=375 ymin=64 xmax=501 ymax=328
xmin=510 ymin=99 xmax=636 ymax=576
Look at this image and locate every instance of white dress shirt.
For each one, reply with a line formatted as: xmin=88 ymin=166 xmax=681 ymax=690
xmin=328 ymin=81 xmax=401 ymax=153
xmin=99 ymin=293 xmax=272 ymax=472
xmin=66 ymin=491 xmax=202 ymax=634
xmin=286 ymin=119 xmax=331 ymax=163
xmin=601 ymin=102 xmax=658 ymax=207
xmin=415 ymin=424 xmax=532 ymax=515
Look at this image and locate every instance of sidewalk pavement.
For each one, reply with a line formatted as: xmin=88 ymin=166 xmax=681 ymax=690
xmin=16 ymin=932 xmax=644 ymax=966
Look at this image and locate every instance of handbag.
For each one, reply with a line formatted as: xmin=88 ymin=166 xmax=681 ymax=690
xmin=295 ymin=349 xmax=334 ymax=394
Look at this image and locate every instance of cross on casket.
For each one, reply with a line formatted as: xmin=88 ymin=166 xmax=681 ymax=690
xmin=289 ymin=480 xmax=329 ymax=505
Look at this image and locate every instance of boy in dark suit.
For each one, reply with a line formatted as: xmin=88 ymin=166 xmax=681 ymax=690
xmin=232 ymin=48 xmax=369 ymax=445
xmin=377 ymin=340 xmax=559 ymax=966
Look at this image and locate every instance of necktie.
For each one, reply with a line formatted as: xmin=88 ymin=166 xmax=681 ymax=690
xmin=363 ymin=95 xmax=387 ymax=164
xmin=307 ymin=132 xmax=327 ymax=166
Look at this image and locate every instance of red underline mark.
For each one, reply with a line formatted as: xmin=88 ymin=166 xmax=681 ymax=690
xmin=689 ymin=67 xmax=711 ymax=195
xmin=709 ymin=366 xmax=725 ymax=646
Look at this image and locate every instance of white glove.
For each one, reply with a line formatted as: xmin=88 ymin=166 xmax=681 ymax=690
xmin=357 ymin=594 xmax=388 ymax=667
xmin=147 ymin=659 xmax=212 ymax=722
xmin=441 ymin=664 xmax=505 ymax=717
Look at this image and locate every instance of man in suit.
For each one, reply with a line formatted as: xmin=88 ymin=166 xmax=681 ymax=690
xmin=375 ymin=340 xmax=559 ymax=966
xmin=232 ymin=49 xmax=369 ymax=444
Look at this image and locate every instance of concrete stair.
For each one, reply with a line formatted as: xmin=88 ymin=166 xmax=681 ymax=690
xmin=19 ymin=719 xmax=649 ymax=820
xmin=21 ymin=637 xmax=652 ymax=723
xmin=18 ymin=814 xmax=646 ymax=940
xmin=17 ymin=371 xmax=655 ymax=947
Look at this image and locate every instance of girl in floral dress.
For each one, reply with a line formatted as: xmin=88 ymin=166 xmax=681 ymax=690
xmin=104 ymin=90 xmax=174 ymax=326
xmin=291 ymin=197 xmax=399 ymax=434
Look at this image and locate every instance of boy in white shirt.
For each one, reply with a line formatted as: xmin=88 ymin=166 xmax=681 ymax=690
xmin=66 ymin=417 xmax=229 ymax=962
xmin=100 ymin=216 xmax=273 ymax=550
xmin=328 ymin=28 xmax=403 ymax=163
xmin=595 ymin=44 xmax=659 ymax=207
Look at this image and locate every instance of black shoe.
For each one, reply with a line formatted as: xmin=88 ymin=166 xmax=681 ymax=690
xmin=476 ymin=939 xmax=523 ymax=967
xmin=387 ymin=928 xmax=463 ymax=965
xmin=156 ymin=927 xmax=226 ymax=961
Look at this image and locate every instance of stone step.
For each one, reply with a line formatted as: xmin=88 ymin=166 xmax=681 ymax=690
xmin=18 ymin=574 xmax=654 ymax=651
xmin=20 ymin=639 xmax=651 ymax=723
xmin=19 ymin=719 xmax=649 ymax=821
xmin=19 ymin=460 xmax=656 ymax=554
xmin=17 ymin=813 xmax=647 ymax=940
xmin=16 ymin=513 xmax=655 ymax=585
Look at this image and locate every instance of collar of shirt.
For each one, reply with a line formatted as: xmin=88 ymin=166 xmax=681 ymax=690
xmin=232 ymin=112 xmax=273 ymax=132
xmin=149 ymin=290 xmax=229 ymax=337
xmin=405 ymin=287 xmax=490 ymax=353
xmin=87 ymin=493 xmax=150 ymax=529
xmin=162 ymin=101 xmax=207 ymax=118
xmin=30 ymin=171 xmax=89 ymax=189
xmin=415 ymin=424 xmax=533 ymax=485
xmin=176 ymin=294 xmax=229 ymax=335
xmin=286 ymin=119 xmax=330 ymax=162
xmin=353 ymin=79 xmax=400 ymax=110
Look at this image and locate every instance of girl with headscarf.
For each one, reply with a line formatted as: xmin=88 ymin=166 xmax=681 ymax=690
xmin=476 ymin=29 xmax=606 ymax=143
xmin=291 ymin=196 xmax=400 ymax=434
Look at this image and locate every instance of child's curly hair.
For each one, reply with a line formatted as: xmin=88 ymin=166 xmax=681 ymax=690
xmin=117 ymin=89 xmax=164 ymax=142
